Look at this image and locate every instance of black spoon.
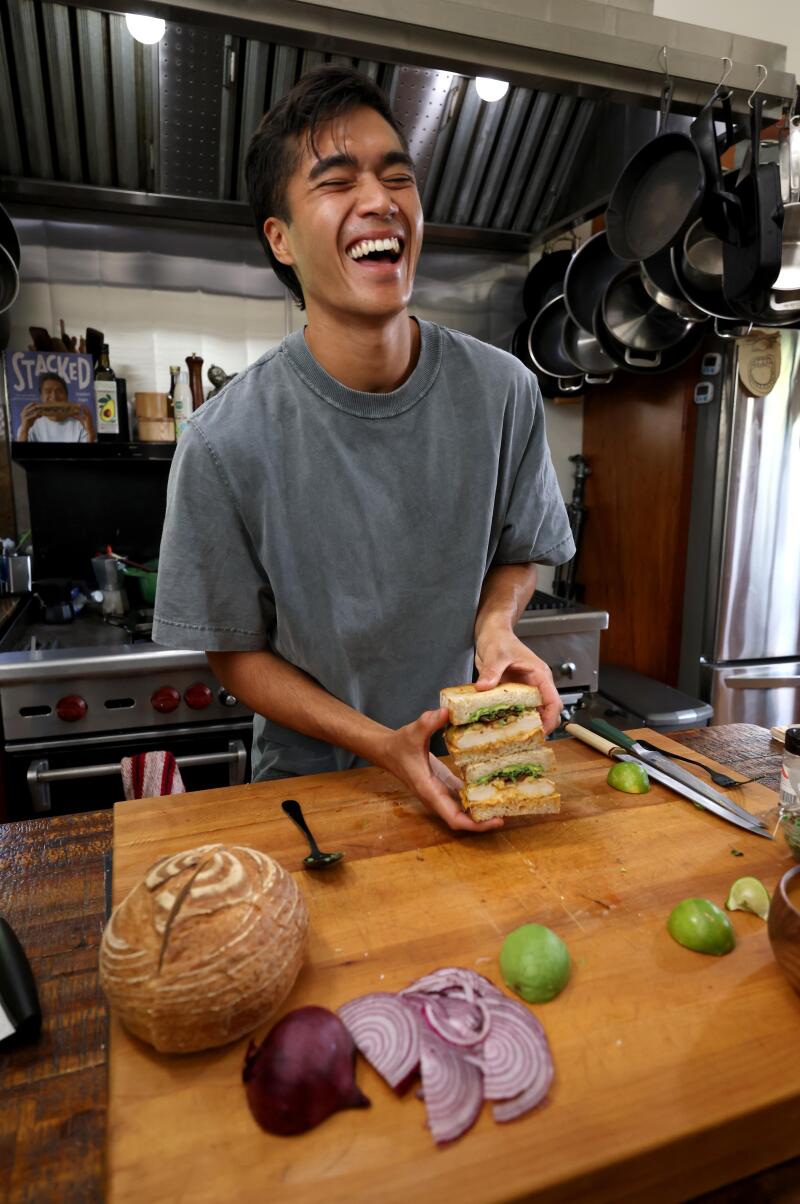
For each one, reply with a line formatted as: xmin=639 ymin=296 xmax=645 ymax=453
xmin=281 ymin=799 xmax=344 ymax=870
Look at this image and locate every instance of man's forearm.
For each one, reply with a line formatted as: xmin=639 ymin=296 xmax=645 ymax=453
xmin=206 ymin=647 xmax=389 ymax=763
xmin=474 ymin=563 xmax=537 ymax=641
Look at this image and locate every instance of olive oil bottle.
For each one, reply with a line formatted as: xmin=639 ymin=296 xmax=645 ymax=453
xmin=94 ymin=344 xmax=130 ymax=441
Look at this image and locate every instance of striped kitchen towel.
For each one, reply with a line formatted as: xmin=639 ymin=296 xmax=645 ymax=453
xmin=121 ymin=750 xmax=186 ymax=800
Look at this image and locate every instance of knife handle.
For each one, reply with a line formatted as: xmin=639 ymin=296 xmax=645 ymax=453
xmin=588 ymin=718 xmax=637 ymax=751
xmin=565 ymin=722 xmax=620 ymax=758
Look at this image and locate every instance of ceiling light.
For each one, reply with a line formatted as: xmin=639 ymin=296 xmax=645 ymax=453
xmin=125 ymin=13 xmax=166 ymax=44
xmin=475 ymin=77 xmax=509 ymax=103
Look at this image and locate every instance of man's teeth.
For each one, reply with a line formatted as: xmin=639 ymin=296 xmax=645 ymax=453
xmin=347 ymin=236 xmax=401 ymax=260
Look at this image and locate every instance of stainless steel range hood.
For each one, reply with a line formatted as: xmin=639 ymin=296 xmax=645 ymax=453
xmin=0 ymin=0 xmax=794 ymax=249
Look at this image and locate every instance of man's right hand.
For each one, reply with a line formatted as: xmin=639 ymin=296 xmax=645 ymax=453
xmin=376 ymin=707 xmax=504 ymax=833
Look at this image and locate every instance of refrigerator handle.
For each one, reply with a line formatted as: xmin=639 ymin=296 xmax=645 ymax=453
xmin=724 ymin=675 xmax=800 ymax=689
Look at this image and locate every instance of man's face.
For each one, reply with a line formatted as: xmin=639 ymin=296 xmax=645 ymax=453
xmin=265 ymin=105 xmax=423 ymax=322
xmin=40 ymin=378 xmax=68 ymax=406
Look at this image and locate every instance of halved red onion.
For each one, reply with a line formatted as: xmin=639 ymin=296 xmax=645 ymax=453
xmin=422 ymin=996 xmax=491 ymax=1047
xmin=469 ymin=999 xmax=553 ymax=1106
xmin=419 ymin=1029 xmax=484 ymax=1144
xmin=337 ymin=992 xmax=420 ymax=1091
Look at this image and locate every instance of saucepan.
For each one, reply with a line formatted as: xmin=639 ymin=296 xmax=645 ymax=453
xmin=526 ymin=297 xmax=584 ymax=393
xmin=602 ymin=265 xmax=697 ymax=354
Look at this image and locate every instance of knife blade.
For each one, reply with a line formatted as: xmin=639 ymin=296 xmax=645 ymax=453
xmin=565 ymin=722 xmax=772 ymax=839
xmin=588 ymin=718 xmax=769 ymax=831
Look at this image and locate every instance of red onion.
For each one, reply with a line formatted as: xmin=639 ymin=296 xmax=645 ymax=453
xmin=402 ymin=967 xmax=503 ymax=1003
xmin=243 ymin=1006 xmax=370 ymax=1135
xmin=419 ymin=1028 xmax=484 ymax=1144
xmin=337 ymin=993 xmax=420 ymax=1092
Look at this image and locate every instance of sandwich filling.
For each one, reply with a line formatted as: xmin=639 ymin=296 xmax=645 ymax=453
xmin=465 ymin=776 xmax=556 ymax=804
xmin=473 ymin=763 xmax=545 ymax=785
xmin=451 ymin=710 xmax=543 ymax=750
xmin=463 ymin=703 xmax=528 ymax=725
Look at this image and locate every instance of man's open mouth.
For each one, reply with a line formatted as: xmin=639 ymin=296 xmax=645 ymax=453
xmin=346 ymin=236 xmax=404 ymax=264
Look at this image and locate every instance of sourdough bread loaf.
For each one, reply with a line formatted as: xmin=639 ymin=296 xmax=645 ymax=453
xmin=99 ymin=844 xmax=308 ymax=1053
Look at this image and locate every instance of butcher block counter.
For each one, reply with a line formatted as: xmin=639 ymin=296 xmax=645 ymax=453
xmin=1 ymin=723 xmax=798 ymax=1204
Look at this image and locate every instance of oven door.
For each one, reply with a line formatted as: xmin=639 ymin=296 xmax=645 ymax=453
xmin=2 ymin=719 xmax=253 ymax=820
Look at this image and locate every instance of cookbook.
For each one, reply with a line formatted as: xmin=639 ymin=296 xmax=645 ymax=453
xmin=4 ymin=350 xmax=97 ymax=443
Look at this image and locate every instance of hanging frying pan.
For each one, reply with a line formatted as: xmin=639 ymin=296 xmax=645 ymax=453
xmin=522 ymin=249 xmax=574 ymax=318
xmin=561 ymin=315 xmax=615 ymax=382
xmin=602 ymin=266 xmax=695 ymax=352
xmin=607 ymin=81 xmax=707 ymax=262
xmin=563 ymin=230 xmax=628 ymax=334
xmin=640 ymin=247 xmax=708 ymax=321
xmin=593 ymin=282 xmax=708 ymax=373
xmin=511 ymin=319 xmax=580 ymax=399
xmin=527 ymin=297 xmax=584 ymax=392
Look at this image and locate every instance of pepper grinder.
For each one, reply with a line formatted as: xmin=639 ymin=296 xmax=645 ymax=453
xmin=186 ymin=353 xmax=205 ymax=410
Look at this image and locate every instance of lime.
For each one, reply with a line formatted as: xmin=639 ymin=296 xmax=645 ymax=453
xmin=725 ymin=876 xmax=770 ymax=921
xmin=667 ymin=898 xmax=736 ymax=956
xmin=499 ymin=923 xmax=571 ymax=1003
xmin=607 ymin=761 xmax=650 ymax=794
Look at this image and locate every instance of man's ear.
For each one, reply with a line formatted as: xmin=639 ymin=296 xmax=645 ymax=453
xmin=264 ymin=217 xmax=294 ymax=266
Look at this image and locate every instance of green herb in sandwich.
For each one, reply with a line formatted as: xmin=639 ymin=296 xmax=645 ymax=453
xmin=474 ymin=763 xmax=544 ymax=785
xmin=465 ymin=703 xmax=528 ymax=725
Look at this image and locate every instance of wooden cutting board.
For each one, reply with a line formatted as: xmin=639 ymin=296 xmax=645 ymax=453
xmin=106 ymin=730 xmax=800 ymax=1204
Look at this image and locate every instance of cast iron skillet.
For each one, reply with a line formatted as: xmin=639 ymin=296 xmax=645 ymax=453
xmin=563 ymin=230 xmax=628 ymax=334
xmin=522 ymin=249 xmax=574 ymax=318
xmin=606 ymin=81 xmax=708 ymax=262
xmin=722 ymin=95 xmax=784 ymax=319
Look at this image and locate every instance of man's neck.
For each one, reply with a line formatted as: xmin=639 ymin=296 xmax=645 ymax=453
xmin=302 ymin=308 xmax=420 ymax=394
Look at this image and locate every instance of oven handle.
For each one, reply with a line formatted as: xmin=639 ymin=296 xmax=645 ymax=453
xmin=723 ymin=675 xmax=800 ymax=689
xmin=27 ymin=740 xmax=248 ymax=813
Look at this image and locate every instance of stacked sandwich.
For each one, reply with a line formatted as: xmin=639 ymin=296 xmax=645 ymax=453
xmin=440 ymin=682 xmax=560 ymax=821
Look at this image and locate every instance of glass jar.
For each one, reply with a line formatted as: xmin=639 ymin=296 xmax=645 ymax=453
xmin=779 ymin=727 xmax=800 ymax=861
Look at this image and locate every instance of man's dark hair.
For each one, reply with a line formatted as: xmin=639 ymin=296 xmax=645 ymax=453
xmin=38 ymin=373 xmax=70 ymax=398
xmin=245 ymin=65 xmax=409 ymax=310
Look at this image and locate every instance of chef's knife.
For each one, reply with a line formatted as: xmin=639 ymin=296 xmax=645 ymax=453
xmin=588 ymin=718 xmax=769 ymax=831
xmin=565 ymin=722 xmax=772 ymax=838
xmin=0 ymin=917 xmax=41 ymax=1045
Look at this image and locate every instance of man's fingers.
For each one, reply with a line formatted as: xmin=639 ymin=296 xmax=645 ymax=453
xmin=474 ymin=668 xmax=502 ymax=690
xmin=419 ymin=775 xmax=503 ymax=833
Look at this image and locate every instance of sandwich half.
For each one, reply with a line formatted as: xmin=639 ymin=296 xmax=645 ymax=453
xmin=460 ymin=776 xmax=560 ymax=822
xmin=441 ymin=683 xmax=545 ymax=761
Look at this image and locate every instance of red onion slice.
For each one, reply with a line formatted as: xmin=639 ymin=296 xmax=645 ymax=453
xmin=401 ymin=967 xmax=504 ymax=1002
xmin=419 ymin=1029 xmax=484 ymax=1145
xmin=422 ymin=996 xmax=491 ymax=1047
xmin=470 ymin=1000 xmax=553 ymax=1105
xmin=338 ymin=993 xmax=420 ymax=1092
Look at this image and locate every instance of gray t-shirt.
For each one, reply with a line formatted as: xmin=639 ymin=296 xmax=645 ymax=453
xmin=152 ymin=319 xmax=575 ymax=781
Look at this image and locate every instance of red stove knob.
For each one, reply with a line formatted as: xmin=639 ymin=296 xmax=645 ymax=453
xmin=151 ymin=686 xmax=181 ymax=714
xmin=184 ymin=682 xmax=213 ymax=710
xmin=56 ymin=695 xmax=87 ymax=722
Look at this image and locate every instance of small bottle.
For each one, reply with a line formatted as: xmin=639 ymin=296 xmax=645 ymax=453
xmin=94 ymin=344 xmax=130 ymax=441
xmin=172 ymin=369 xmax=192 ymax=440
xmin=779 ymin=727 xmax=800 ymax=861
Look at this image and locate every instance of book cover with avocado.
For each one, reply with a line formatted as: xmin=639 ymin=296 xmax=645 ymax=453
xmin=4 ymin=350 xmax=97 ymax=444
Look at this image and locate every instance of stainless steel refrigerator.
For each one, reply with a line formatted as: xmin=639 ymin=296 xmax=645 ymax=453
xmin=679 ymin=330 xmax=800 ymax=727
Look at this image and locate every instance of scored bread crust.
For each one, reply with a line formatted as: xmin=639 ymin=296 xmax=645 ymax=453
xmin=440 ymin=682 xmax=543 ymax=726
xmin=99 ymin=844 xmax=308 ymax=1053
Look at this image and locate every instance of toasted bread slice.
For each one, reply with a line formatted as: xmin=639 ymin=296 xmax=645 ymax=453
xmin=439 ymin=682 xmax=542 ymax=727
xmin=459 ymin=745 xmax=557 ymax=783
xmin=445 ymin=709 xmax=545 ymax=758
xmin=461 ymin=775 xmax=560 ymax=822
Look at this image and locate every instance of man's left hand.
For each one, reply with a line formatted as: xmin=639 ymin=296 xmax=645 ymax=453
xmin=474 ymin=626 xmax=562 ymax=734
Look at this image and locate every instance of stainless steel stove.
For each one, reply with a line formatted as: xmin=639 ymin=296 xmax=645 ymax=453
xmin=516 ymin=590 xmax=609 ymax=725
xmin=0 ymin=596 xmax=253 ymax=820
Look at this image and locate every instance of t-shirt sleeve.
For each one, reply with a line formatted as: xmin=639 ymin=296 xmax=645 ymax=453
xmin=152 ymin=424 xmax=274 ymax=651
xmin=493 ymin=375 xmax=576 ymax=567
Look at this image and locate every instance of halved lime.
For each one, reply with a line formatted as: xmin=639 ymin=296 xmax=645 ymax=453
xmin=499 ymin=923 xmax=571 ymax=1003
xmin=667 ymin=898 xmax=736 ymax=956
xmin=607 ymin=761 xmax=650 ymax=794
xmin=725 ymin=876 xmax=770 ymax=921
